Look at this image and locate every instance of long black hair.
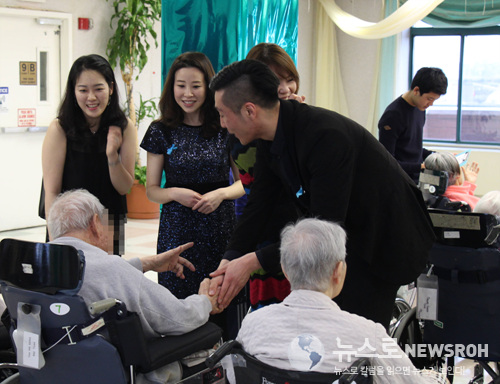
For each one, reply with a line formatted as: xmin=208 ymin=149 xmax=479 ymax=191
xmin=157 ymin=52 xmax=220 ymax=138
xmin=58 ymin=54 xmax=127 ymax=137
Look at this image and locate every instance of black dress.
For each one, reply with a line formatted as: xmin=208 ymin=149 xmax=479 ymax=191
xmin=62 ymin=127 xmax=127 ymax=254
xmin=141 ymin=122 xmax=236 ymax=299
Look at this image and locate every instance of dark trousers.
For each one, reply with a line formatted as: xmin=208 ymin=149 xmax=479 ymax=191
xmin=334 ymin=257 xmax=399 ymax=330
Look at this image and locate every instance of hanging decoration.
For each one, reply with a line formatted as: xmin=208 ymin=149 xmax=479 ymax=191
xmin=318 ymin=0 xmax=443 ymax=39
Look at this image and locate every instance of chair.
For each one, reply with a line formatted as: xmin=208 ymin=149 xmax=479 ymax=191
xmin=418 ymin=169 xmax=471 ymax=211
xmin=202 ymin=340 xmax=372 ymax=384
xmin=0 ymin=238 xmax=223 ymax=384
xmin=394 ymin=209 xmax=500 ymax=383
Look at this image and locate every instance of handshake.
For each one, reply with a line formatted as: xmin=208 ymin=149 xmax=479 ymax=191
xmin=150 ymin=242 xmax=258 ymax=316
xmin=198 ymin=278 xmax=224 ymax=315
xmin=199 ymin=254 xmax=261 ymax=315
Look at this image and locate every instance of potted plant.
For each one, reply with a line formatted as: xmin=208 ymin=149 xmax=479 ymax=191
xmin=106 ymin=0 xmax=161 ymax=218
xmin=125 ymin=96 xmax=161 ymax=219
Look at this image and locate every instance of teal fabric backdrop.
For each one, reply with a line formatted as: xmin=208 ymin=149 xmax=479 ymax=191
xmin=161 ymin=0 xmax=298 ymax=84
xmin=402 ymin=0 xmax=500 ymax=27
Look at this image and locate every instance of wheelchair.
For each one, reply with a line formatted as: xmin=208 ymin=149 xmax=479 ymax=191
xmin=201 ymin=339 xmax=372 ymax=384
xmin=0 ymin=238 xmax=224 ymax=384
xmin=418 ymin=169 xmax=471 ymax=212
xmin=391 ymin=209 xmax=500 ymax=383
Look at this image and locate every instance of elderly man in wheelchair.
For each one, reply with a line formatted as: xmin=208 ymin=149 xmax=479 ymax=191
xmin=0 ymin=189 xmax=223 ymax=384
xmin=223 ymin=218 xmax=444 ymax=384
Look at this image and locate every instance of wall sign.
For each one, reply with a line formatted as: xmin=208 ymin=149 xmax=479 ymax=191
xmin=18 ymin=108 xmax=36 ymax=127
xmin=0 ymin=87 xmax=7 ymax=113
xmin=19 ymin=62 xmax=37 ymax=85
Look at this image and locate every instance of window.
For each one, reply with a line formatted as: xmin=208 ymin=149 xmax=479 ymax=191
xmin=410 ymin=23 xmax=500 ymax=145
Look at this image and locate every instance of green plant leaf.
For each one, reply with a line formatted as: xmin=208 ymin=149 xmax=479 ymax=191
xmin=134 ymin=164 xmax=148 ymax=186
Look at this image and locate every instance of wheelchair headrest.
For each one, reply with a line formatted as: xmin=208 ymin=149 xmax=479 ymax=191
xmin=0 ymin=238 xmax=85 ymax=295
xmin=428 ymin=209 xmax=500 ymax=248
xmin=418 ymin=169 xmax=449 ymax=197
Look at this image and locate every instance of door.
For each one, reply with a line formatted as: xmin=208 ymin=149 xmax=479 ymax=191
xmin=0 ymin=9 xmax=67 ymax=231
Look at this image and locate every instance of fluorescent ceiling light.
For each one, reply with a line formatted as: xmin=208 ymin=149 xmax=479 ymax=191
xmin=36 ymin=17 xmax=63 ymax=26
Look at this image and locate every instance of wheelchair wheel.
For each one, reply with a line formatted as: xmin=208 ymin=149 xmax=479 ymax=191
xmin=388 ymin=297 xmax=412 ymax=336
xmin=391 ymin=308 xmax=445 ymax=372
xmin=0 ymin=358 xmax=18 ymax=383
xmin=0 ymin=350 xmax=16 ymax=381
xmin=0 ymin=372 xmax=19 ymax=384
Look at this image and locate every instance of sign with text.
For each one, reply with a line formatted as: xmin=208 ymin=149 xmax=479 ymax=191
xmin=0 ymin=87 xmax=7 ymax=113
xmin=19 ymin=62 xmax=37 ymax=85
xmin=18 ymin=108 xmax=36 ymax=127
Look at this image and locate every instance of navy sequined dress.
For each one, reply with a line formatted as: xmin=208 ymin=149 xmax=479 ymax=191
xmin=140 ymin=122 xmax=236 ymax=299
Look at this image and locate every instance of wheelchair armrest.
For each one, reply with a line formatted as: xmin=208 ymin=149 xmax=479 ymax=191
xmin=441 ymin=200 xmax=471 ymax=212
xmin=106 ymin=305 xmax=222 ymax=374
xmin=205 ymin=340 xmax=240 ymax=369
xmin=142 ymin=322 xmax=223 ymax=373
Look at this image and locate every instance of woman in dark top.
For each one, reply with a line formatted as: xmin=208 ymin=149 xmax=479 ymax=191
xmin=42 ymin=54 xmax=136 ymax=255
xmin=140 ymin=52 xmax=243 ymax=299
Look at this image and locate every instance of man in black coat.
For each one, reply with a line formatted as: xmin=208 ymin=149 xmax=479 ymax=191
xmin=209 ymin=59 xmax=435 ymax=328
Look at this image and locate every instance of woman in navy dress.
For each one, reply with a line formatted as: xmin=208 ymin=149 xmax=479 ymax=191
xmin=141 ymin=52 xmax=244 ymax=299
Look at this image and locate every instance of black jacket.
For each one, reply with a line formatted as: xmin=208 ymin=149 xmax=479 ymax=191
xmin=225 ymin=100 xmax=435 ymax=285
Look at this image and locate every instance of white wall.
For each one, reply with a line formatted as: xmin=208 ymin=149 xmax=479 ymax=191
xmin=297 ymin=0 xmax=315 ymax=104
xmin=334 ymin=0 xmax=383 ymax=127
xmin=0 ymin=0 xmax=113 ymax=59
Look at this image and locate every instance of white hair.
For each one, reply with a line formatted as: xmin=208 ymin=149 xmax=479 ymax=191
xmin=424 ymin=152 xmax=461 ymax=185
xmin=280 ymin=218 xmax=347 ymax=292
xmin=474 ymin=190 xmax=500 ymax=217
xmin=47 ymin=189 xmax=105 ymax=240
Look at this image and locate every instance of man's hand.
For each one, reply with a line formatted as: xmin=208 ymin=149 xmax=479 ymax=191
xmin=141 ymin=242 xmax=195 ymax=279
xmin=208 ymin=259 xmax=229 ymax=297
xmin=199 ymin=278 xmax=223 ymax=314
xmin=209 ymin=253 xmax=261 ymax=308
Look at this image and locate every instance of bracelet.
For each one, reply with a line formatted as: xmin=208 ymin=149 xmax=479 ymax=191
xmin=108 ymin=159 xmax=121 ymax=166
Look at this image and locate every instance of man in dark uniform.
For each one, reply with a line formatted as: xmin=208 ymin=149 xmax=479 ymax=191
xmin=378 ymin=67 xmax=448 ymax=184
xmin=208 ymin=59 xmax=435 ymax=328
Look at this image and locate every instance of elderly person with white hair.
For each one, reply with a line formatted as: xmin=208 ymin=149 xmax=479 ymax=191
xmin=236 ymin=218 xmax=445 ymax=384
xmin=424 ymin=152 xmax=480 ymax=209
xmin=47 ymin=189 xmax=221 ymax=384
xmin=474 ymin=190 xmax=500 ymax=217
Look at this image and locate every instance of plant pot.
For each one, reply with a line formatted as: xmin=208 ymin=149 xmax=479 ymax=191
xmin=126 ymin=180 xmax=160 ymax=219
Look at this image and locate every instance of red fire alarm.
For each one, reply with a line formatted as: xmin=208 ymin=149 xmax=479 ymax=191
xmin=78 ymin=18 xmax=94 ymax=30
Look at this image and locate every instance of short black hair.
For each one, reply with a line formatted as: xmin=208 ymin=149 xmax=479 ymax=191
xmin=210 ymin=59 xmax=279 ymax=112
xmin=411 ymin=67 xmax=448 ymax=95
